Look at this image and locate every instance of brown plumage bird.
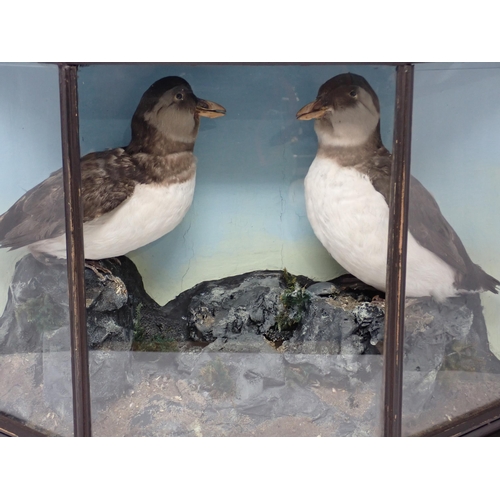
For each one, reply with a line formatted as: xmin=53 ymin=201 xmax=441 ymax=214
xmin=0 ymin=76 xmax=225 ymax=262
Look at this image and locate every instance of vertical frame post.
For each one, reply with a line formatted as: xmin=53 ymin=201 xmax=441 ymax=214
xmin=59 ymin=64 xmax=92 ymax=437
xmin=383 ymin=64 xmax=414 ymax=437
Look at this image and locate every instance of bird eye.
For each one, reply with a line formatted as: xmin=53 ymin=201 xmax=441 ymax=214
xmin=349 ymin=90 xmax=357 ymax=97
xmin=175 ymin=93 xmax=183 ymax=100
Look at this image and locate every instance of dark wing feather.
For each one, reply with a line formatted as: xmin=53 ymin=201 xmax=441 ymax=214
xmin=408 ymin=177 xmax=469 ymax=275
xmin=0 ymin=169 xmax=65 ymax=249
xmin=367 ymin=154 xmax=499 ymax=293
xmin=0 ymin=148 xmax=137 ymax=250
xmin=80 ymin=149 xmax=137 ymax=222
xmin=408 ymin=176 xmax=499 ymax=292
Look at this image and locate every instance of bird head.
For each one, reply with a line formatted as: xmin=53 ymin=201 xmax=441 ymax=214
xmin=296 ymin=73 xmax=381 ymax=149
xmin=129 ymin=76 xmax=225 ymax=154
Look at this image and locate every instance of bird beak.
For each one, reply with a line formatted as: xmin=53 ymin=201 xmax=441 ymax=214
xmin=296 ymin=99 xmax=328 ymax=120
xmin=196 ymin=98 xmax=226 ymax=119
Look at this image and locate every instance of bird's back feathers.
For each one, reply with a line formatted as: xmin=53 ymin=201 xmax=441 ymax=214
xmin=0 ymin=147 xmax=197 ymax=251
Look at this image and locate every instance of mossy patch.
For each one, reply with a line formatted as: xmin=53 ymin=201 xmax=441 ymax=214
xmin=275 ymin=269 xmax=311 ymax=332
xmin=132 ymin=303 xmax=178 ymax=352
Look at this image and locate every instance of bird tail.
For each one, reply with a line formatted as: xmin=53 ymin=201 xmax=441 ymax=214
xmin=476 ymin=265 xmax=500 ymax=294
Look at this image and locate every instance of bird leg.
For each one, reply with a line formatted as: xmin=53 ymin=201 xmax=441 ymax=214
xmin=85 ymin=260 xmax=113 ymax=281
xmin=31 ymin=250 xmax=121 ymax=283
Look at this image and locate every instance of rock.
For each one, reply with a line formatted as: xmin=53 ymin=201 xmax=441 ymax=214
xmin=1 ymin=254 xmax=499 ymax=434
xmin=0 ymin=256 xmax=69 ymax=353
xmin=0 ymin=255 xmax=144 ymax=419
xmin=84 ymin=258 xmax=170 ymax=350
xmin=162 ymin=270 xmax=314 ymax=344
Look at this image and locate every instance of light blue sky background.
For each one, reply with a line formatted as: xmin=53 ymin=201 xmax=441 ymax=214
xmin=1 ymin=62 xmax=499 ymax=355
xmin=411 ymin=63 xmax=500 ymax=356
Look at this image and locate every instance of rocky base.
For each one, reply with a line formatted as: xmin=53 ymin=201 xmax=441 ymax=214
xmin=1 ymin=254 xmax=499 ymax=436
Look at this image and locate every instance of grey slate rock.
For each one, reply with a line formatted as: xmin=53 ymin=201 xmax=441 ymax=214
xmin=1 ymin=254 xmax=500 ymax=432
xmin=0 ymin=256 xmax=69 ymax=353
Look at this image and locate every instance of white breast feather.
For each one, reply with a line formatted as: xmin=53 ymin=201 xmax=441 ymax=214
xmin=29 ymin=176 xmax=196 ymax=260
xmin=304 ymin=157 xmax=457 ymax=300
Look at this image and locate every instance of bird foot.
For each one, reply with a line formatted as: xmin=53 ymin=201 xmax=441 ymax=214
xmin=371 ymin=294 xmax=386 ymax=306
xmin=85 ymin=260 xmax=114 ymax=281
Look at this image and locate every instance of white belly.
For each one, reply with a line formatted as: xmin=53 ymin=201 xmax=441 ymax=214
xmin=304 ymin=157 xmax=457 ymax=300
xmin=30 ymin=177 xmax=196 ymax=260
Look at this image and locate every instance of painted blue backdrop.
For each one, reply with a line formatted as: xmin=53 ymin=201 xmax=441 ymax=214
xmin=76 ymin=64 xmax=395 ymax=304
xmin=1 ymin=62 xmax=499 ymax=355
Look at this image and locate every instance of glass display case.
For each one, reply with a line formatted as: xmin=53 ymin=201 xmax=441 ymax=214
xmin=403 ymin=63 xmax=500 ymax=435
xmin=0 ymin=63 xmax=73 ymax=436
xmin=1 ymin=62 xmax=499 ymax=437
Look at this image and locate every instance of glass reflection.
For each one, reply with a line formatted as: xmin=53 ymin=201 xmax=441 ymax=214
xmin=403 ymin=63 xmax=500 ymax=435
xmin=74 ymin=64 xmax=396 ymax=436
xmin=0 ymin=63 xmax=73 ymax=436
xmin=3 ymin=63 xmax=498 ymax=436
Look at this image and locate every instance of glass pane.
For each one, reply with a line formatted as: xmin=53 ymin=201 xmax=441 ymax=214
xmin=0 ymin=63 xmax=74 ymax=436
xmin=403 ymin=63 xmax=500 ymax=435
xmin=75 ymin=64 xmax=397 ymax=436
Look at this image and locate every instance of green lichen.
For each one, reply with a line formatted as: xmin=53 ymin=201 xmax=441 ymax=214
xmin=199 ymin=358 xmax=235 ymax=397
xmin=275 ymin=269 xmax=311 ymax=332
xmin=132 ymin=302 xmax=178 ymax=352
xmin=133 ymin=303 xmax=145 ymax=341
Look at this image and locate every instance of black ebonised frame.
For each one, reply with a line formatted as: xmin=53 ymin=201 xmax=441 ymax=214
xmin=1 ymin=62 xmax=500 ymax=437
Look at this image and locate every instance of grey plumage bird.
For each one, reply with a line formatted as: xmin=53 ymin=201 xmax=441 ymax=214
xmin=297 ymin=72 xmax=499 ymax=301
